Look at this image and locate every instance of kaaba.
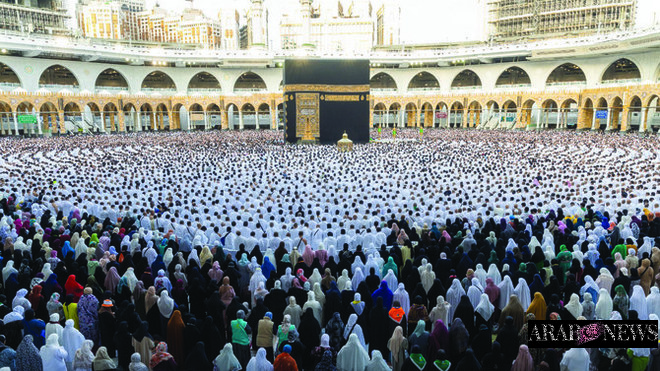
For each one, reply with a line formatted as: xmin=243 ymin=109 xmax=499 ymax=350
xmin=283 ymin=59 xmax=370 ymax=144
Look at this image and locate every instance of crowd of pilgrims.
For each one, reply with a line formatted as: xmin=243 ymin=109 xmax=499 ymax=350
xmin=0 ymin=129 xmax=660 ymax=371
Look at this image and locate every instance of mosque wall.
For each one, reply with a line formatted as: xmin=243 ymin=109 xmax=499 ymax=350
xmin=1 ymin=49 xmax=660 ymax=135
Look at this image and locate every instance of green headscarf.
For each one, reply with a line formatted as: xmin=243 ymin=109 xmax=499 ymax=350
xmin=382 ymin=256 xmax=398 ymax=277
xmin=434 ymin=360 xmax=451 ymax=371
xmin=519 ymin=262 xmax=527 ymax=273
xmin=488 ymin=250 xmax=499 ymax=265
xmin=615 ymin=284 xmax=627 ymax=297
xmin=410 ymin=353 xmax=426 ymax=370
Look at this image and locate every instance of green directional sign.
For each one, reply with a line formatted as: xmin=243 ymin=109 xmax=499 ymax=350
xmin=17 ymin=115 xmax=37 ymax=124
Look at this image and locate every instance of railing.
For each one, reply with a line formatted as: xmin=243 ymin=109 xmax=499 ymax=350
xmin=234 ymin=88 xmax=267 ymax=92
xmin=188 ymin=88 xmax=222 ymax=95
xmin=0 ymin=82 xmax=20 ymax=88
xmin=38 ymin=84 xmax=80 ymax=92
xmin=96 ymin=86 xmax=128 ymax=92
xmin=546 ymin=81 xmax=587 ymax=87
xmin=600 ymin=78 xmax=642 ymax=87
xmin=450 ymin=86 xmax=482 ymax=92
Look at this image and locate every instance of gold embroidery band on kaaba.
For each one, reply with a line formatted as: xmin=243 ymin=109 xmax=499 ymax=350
xmin=283 ymin=84 xmax=370 ymax=93
xmin=322 ymin=94 xmax=368 ymax=102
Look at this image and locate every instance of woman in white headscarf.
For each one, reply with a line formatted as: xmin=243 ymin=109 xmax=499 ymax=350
xmin=467 ymin=277 xmax=484 ymax=309
xmin=630 ymin=285 xmax=649 ymax=320
xmin=497 ymin=275 xmax=515 ymax=310
xmin=42 ymin=262 xmax=53 ymax=282
xmin=280 ymin=268 xmax=295 ymax=292
xmin=214 ymin=343 xmax=242 ymax=371
xmin=383 ymin=269 xmax=398 ymax=294
xmin=72 ymin=339 xmax=94 ymax=371
xmin=337 ymin=270 xmax=350 ymax=292
xmin=308 ymin=268 xmax=323 ymax=289
xmin=246 ymin=347 xmax=273 ymax=371
xmin=474 ymin=264 xmax=487 ymax=288
xmin=12 ymin=288 xmax=30 ymax=311
xmin=283 ymin=297 xmax=302 ymax=328
xmin=393 ymin=283 xmax=411 ymax=317
xmin=2 ymin=260 xmax=17 ymax=284
xmin=122 ymin=267 xmax=139 ymax=293
xmin=429 ymin=295 xmax=450 ymax=330
xmin=343 ymin=313 xmax=367 ymax=351
xmin=352 ymin=267 xmax=366 ymax=292
xmin=302 ymin=291 xmax=323 ymax=325
xmin=565 ymin=293 xmax=583 ymax=320
xmin=249 ymin=268 xmax=267 ymax=307
xmin=351 ymin=293 xmax=365 ymax=316
xmin=351 ymin=256 xmax=365 ymax=275
xmin=40 ymin=334 xmax=67 ymax=371
xmin=337 ymin=333 xmax=369 ymax=371
xmin=421 ymin=264 xmax=436 ymax=293
xmin=514 ymin=278 xmax=531 ymax=311
xmin=157 ymin=291 xmax=174 ymax=319
xmin=595 ymin=268 xmax=614 ymax=293
xmin=162 ymin=248 xmax=174 ymax=268
xmin=647 ymin=286 xmax=660 ymax=319
xmin=446 ymin=279 xmax=466 ymax=321
xmin=45 ymin=313 xmax=64 ymax=345
xmin=475 ymin=293 xmax=494 ymax=322
xmin=595 ymin=288 xmax=613 ymax=320
xmin=62 ymin=319 xmax=84 ymax=370
xmin=486 ymin=263 xmax=502 ymax=285
xmin=365 ymin=350 xmax=390 ymax=371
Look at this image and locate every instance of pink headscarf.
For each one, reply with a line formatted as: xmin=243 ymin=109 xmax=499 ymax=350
xmin=302 ymin=245 xmax=315 ymax=267
xmin=511 ymin=345 xmax=533 ymax=371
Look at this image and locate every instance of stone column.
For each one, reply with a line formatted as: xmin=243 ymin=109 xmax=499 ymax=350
xmin=204 ymin=111 xmax=209 ymax=130
xmin=555 ymin=110 xmax=561 ymax=129
xmin=58 ymin=113 xmax=65 ymax=134
xmin=271 ymin=110 xmax=277 ymax=130
xmin=591 ymin=110 xmax=597 ymax=130
xmin=640 ymin=108 xmax=648 ymax=132
xmin=398 ymin=107 xmax=405 ymax=127
xmin=606 ymin=108 xmax=613 ymax=130
xmin=238 ymin=110 xmax=244 ymax=130
xmin=620 ymin=107 xmax=629 ymax=132
xmin=222 ymin=110 xmax=229 ymax=130
xmin=136 ymin=111 xmax=141 ymax=132
xmin=118 ymin=112 xmax=126 ymax=132
xmin=12 ymin=112 xmax=18 ymax=135
xmin=151 ymin=112 xmax=156 ymax=130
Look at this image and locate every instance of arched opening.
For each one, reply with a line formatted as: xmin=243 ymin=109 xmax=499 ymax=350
xmin=141 ymin=71 xmax=176 ymax=92
xmin=95 ymin=68 xmax=129 ymax=93
xmin=258 ymin=103 xmax=271 ymax=129
xmin=39 ymin=102 xmax=59 ymax=134
xmin=140 ymin=103 xmax=155 ymax=131
xmin=501 ymin=100 xmax=517 ymax=129
xmin=122 ymin=103 xmax=138 ymax=132
xmin=155 ymin=103 xmax=170 ymax=130
xmin=389 ymin=103 xmax=401 ymax=128
xmin=581 ymin=99 xmax=594 ymax=131
xmin=15 ymin=101 xmax=36 ymax=135
xmin=407 ymin=72 xmax=439 ymax=91
xmin=627 ymin=96 xmax=642 ymax=132
xmin=83 ymin=103 xmax=101 ymax=132
xmin=102 ymin=103 xmax=119 ymax=132
xmin=541 ymin=99 xmax=558 ymax=129
xmin=449 ymin=102 xmax=464 ymax=128
xmin=404 ymin=103 xmax=418 ymax=127
xmin=187 ymin=72 xmax=221 ymax=94
xmin=560 ymin=99 xmax=578 ymax=129
xmin=0 ymin=63 xmax=21 ymax=89
xmin=595 ymin=98 xmax=608 ymax=131
xmin=546 ymin=63 xmax=586 ymax=87
xmin=207 ymin=103 xmax=222 ymax=129
xmin=63 ymin=102 xmax=82 ymax=133
xmin=451 ymin=70 xmax=482 ymax=90
xmin=495 ymin=67 xmax=531 ymax=88
xmin=420 ymin=102 xmax=434 ymax=127
xmin=0 ymin=101 xmax=12 ymax=135
xmin=172 ymin=104 xmax=186 ymax=131
xmin=373 ymin=103 xmax=387 ymax=129
xmin=234 ymin=72 xmax=267 ymax=92
xmin=484 ymin=101 xmax=500 ymax=128
xmin=370 ymin=72 xmax=398 ymax=91
xmin=241 ymin=103 xmax=256 ymax=129
xmin=601 ymin=58 xmax=641 ymax=84
xmin=226 ymin=103 xmax=239 ymax=129
xmin=467 ymin=101 xmax=482 ymax=128
xmin=520 ymin=99 xmax=536 ymax=128
xmin=609 ymin=97 xmax=623 ymax=131
xmin=189 ymin=103 xmax=205 ymax=130
xmin=645 ymin=96 xmax=660 ymax=132
xmin=39 ymin=65 xmax=79 ymax=91
xmin=435 ymin=102 xmax=448 ymax=127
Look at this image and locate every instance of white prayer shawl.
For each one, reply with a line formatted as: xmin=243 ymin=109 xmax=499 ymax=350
xmin=446 ymin=279 xmax=466 ymax=321
xmin=467 ymin=284 xmax=483 ymax=310
xmin=40 ymin=334 xmax=68 ymax=371
xmin=62 ymin=319 xmax=85 ymax=364
xmin=528 ymin=237 xmax=541 ymax=255
xmin=647 ymin=287 xmax=660 ymax=320
xmin=630 ymin=285 xmax=649 ymax=320
xmin=123 ymin=268 xmax=139 ymax=293
xmin=420 ymin=265 xmax=436 ymax=293
xmin=313 ymin=283 xmax=326 ymax=309
xmin=365 ymin=350 xmax=391 ymax=371
xmin=580 ymin=276 xmax=599 ymax=298
xmin=595 ymin=288 xmax=613 ymax=320
xmin=337 ymin=270 xmax=350 ymax=292
xmin=475 ymin=293 xmax=494 ymax=321
xmin=157 ymin=291 xmax=174 ymax=318
xmin=249 ymin=268 xmax=267 ymax=293
xmin=12 ymin=289 xmax=30 ymax=311
xmin=486 ymin=264 xmax=502 ymax=285
xmin=337 ymin=333 xmax=370 ymax=371
xmin=246 ymin=347 xmax=273 ymax=371
xmin=565 ymin=294 xmax=583 ymax=319
xmin=393 ymin=283 xmax=411 ymax=317
xmin=352 ymin=267 xmax=366 ymax=292
xmin=45 ymin=314 xmax=64 ymax=346
xmin=280 ymin=268 xmax=295 ymax=292
xmin=2 ymin=261 xmax=17 ymax=284
xmin=344 ymin=313 xmax=367 ymax=349
xmin=162 ymin=248 xmax=174 ymax=268
xmin=514 ymin=278 xmax=531 ymax=311
xmin=351 ymin=256 xmax=365 ymax=275
xmin=383 ymin=270 xmax=398 ymax=293
xmin=595 ymin=268 xmax=614 ymax=293
xmin=308 ymin=268 xmax=323 ymax=289
xmin=302 ymin=291 xmax=323 ymax=326
xmin=429 ymin=296 xmax=450 ymax=331
xmin=143 ymin=247 xmax=158 ymax=267
xmin=560 ymin=348 xmax=590 ymax=371
xmin=75 ymin=239 xmax=88 ymax=259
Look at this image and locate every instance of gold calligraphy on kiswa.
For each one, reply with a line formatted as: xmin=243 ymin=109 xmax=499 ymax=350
xmin=322 ymin=94 xmax=367 ymax=102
